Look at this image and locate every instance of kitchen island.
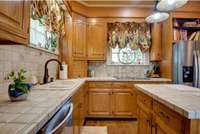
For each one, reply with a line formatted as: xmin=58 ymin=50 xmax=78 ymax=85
xmin=135 ymin=84 xmax=200 ymax=134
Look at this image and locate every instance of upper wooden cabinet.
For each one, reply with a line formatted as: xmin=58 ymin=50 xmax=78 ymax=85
xmin=150 ymin=23 xmax=162 ymax=61
xmin=0 ymin=1 xmax=29 ymax=44
xmin=72 ymin=13 xmax=86 ymax=59
xmin=86 ymin=21 xmax=106 ymax=60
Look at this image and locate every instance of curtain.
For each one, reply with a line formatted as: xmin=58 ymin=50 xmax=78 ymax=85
xmin=108 ymin=22 xmax=151 ymax=52
xmin=30 ymin=0 xmax=65 ymax=36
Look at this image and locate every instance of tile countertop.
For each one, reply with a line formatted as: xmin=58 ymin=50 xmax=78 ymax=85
xmin=135 ymin=84 xmax=200 ymax=119
xmin=0 ymin=77 xmax=171 ymax=134
xmin=86 ymin=77 xmax=172 ymax=82
xmin=0 ymin=79 xmax=85 ymax=134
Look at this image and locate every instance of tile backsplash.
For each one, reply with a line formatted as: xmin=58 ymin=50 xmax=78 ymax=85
xmin=88 ymin=61 xmax=151 ymax=78
xmin=0 ymin=45 xmax=58 ymax=87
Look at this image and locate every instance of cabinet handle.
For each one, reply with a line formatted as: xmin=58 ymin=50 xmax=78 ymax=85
xmin=27 ymin=26 xmax=29 ymax=34
xmin=158 ymin=111 xmax=170 ymax=121
xmin=146 ymin=119 xmax=150 ymax=124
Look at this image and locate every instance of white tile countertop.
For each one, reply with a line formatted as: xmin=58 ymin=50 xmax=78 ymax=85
xmin=86 ymin=77 xmax=172 ymax=82
xmin=0 ymin=77 xmax=171 ymax=134
xmin=0 ymin=79 xmax=85 ymax=134
xmin=135 ymin=84 xmax=200 ymax=119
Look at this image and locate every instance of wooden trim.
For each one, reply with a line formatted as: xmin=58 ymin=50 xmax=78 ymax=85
xmin=69 ymin=1 xmax=152 ymax=18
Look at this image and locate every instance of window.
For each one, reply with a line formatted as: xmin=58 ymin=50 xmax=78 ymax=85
xmin=30 ymin=18 xmax=58 ymax=53
xmin=108 ymin=44 xmax=149 ymax=65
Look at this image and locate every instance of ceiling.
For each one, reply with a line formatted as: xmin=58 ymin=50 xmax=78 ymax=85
xmin=77 ymin=0 xmax=156 ymax=8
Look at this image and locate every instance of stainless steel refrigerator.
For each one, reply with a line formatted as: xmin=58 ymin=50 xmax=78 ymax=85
xmin=173 ymin=40 xmax=200 ymax=88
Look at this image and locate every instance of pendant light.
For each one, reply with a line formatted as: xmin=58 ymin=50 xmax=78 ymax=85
xmin=145 ymin=1 xmax=169 ymax=23
xmin=157 ymin=0 xmax=189 ymax=11
xmin=145 ymin=11 xmax=169 ymax=23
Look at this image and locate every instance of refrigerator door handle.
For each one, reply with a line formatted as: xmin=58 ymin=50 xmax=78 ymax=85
xmin=197 ymin=51 xmax=200 ymax=88
xmin=193 ymin=51 xmax=198 ymax=88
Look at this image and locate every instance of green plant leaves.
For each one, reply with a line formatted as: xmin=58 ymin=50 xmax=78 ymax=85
xmin=8 ymin=69 xmax=30 ymax=94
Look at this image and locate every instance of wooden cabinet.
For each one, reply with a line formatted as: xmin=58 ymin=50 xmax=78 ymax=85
xmin=153 ymin=101 xmax=185 ymax=134
xmin=71 ymin=60 xmax=87 ymax=78
xmin=136 ymin=88 xmax=187 ymax=134
xmin=86 ymin=21 xmax=106 ymax=60
xmin=150 ymin=23 xmax=162 ymax=61
xmin=87 ymin=82 xmax=137 ymax=117
xmin=138 ymin=107 xmax=152 ymax=134
xmin=72 ymin=13 xmax=86 ymax=59
xmin=112 ymin=88 xmax=136 ymax=117
xmin=137 ymin=91 xmax=153 ymax=134
xmin=72 ymin=85 xmax=86 ymax=125
xmin=88 ymin=88 xmax=112 ymax=116
xmin=0 ymin=1 xmax=30 ymax=44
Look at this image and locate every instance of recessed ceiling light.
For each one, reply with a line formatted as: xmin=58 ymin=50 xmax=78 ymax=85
xmin=157 ymin=0 xmax=189 ymax=11
xmin=146 ymin=11 xmax=169 ymax=23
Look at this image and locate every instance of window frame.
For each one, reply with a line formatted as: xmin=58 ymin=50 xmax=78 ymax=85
xmin=107 ymin=46 xmax=150 ymax=66
xmin=29 ymin=18 xmax=59 ymax=55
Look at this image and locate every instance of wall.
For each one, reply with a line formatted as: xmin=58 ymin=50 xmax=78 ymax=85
xmin=88 ymin=61 xmax=150 ymax=78
xmin=0 ymin=45 xmax=58 ymax=90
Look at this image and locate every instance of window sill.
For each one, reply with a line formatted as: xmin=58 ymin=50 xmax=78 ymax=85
xmin=29 ymin=45 xmax=59 ymax=56
xmin=106 ymin=62 xmax=150 ymax=66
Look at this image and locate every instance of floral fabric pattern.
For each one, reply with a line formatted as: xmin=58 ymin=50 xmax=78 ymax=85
xmin=108 ymin=22 xmax=151 ymax=52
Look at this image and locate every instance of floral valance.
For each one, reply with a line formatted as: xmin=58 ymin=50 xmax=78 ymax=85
xmin=108 ymin=22 xmax=151 ymax=52
xmin=31 ymin=0 xmax=65 ymax=36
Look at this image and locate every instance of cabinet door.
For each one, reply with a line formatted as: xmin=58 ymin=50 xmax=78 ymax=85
xmin=0 ymin=1 xmax=29 ymax=44
xmin=88 ymin=88 xmax=112 ymax=116
xmin=138 ymin=107 xmax=152 ymax=134
xmin=112 ymin=89 xmax=136 ymax=117
xmin=71 ymin=60 xmax=87 ymax=78
xmin=73 ymin=21 xmax=86 ymax=58
xmin=72 ymin=102 xmax=80 ymax=125
xmin=87 ymin=22 xmax=106 ymax=60
xmin=154 ymin=125 xmax=166 ymax=134
xmin=150 ymin=23 xmax=162 ymax=61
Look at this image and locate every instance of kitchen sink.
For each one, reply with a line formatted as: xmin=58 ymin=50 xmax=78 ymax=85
xmin=33 ymin=80 xmax=77 ymax=90
xmin=114 ymin=76 xmax=150 ymax=80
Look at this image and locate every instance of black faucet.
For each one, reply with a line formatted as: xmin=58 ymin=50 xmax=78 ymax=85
xmin=43 ymin=59 xmax=63 ymax=84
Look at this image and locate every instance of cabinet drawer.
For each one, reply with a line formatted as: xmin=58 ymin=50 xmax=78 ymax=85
xmin=153 ymin=101 xmax=185 ymax=133
xmin=112 ymin=82 xmax=133 ymax=88
xmin=137 ymin=91 xmax=153 ymax=110
xmin=88 ymin=82 xmax=112 ymax=88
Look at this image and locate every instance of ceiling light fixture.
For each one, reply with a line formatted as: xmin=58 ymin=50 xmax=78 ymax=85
xmin=145 ymin=1 xmax=169 ymax=23
xmin=145 ymin=11 xmax=169 ymax=23
xmin=157 ymin=0 xmax=189 ymax=11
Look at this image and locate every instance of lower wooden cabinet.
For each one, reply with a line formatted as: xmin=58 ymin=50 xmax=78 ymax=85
xmin=112 ymin=89 xmax=136 ymax=116
xmin=138 ymin=107 xmax=152 ymax=134
xmin=88 ymin=88 xmax=112 ymax=116
xmin=72 ymin=85 xmax=86 ymax=125
xmin=137 ymin=90 xmax=186 ymax=134
xmin=87 ymin=82 xmax=137 ymax=117
xmin=154 ymin=124 xmax=166 ymax=134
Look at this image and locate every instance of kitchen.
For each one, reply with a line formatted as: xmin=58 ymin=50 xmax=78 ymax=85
xmin=0 ymin=0 xmax=200 ymax=134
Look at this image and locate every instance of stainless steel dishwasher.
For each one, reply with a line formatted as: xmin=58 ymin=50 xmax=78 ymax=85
xmin=41 ymin=99 xmax=73 ymax=134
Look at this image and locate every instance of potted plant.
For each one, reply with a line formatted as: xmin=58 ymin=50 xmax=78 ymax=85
xmin=8 ymin=69 xmax=32 ymax=101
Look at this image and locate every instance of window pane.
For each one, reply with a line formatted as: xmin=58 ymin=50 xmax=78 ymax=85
xmin=30 ymin=18 xmax=58 ymax=53
xmin=109 ymin=45 xmax=149 ymax=65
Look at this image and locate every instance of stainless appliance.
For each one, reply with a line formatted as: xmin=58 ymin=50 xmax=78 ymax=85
xmin=173 ymin=40 xmax=200 ymax=88
xmin=43 ymin=99 xmax=73 ymax=134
